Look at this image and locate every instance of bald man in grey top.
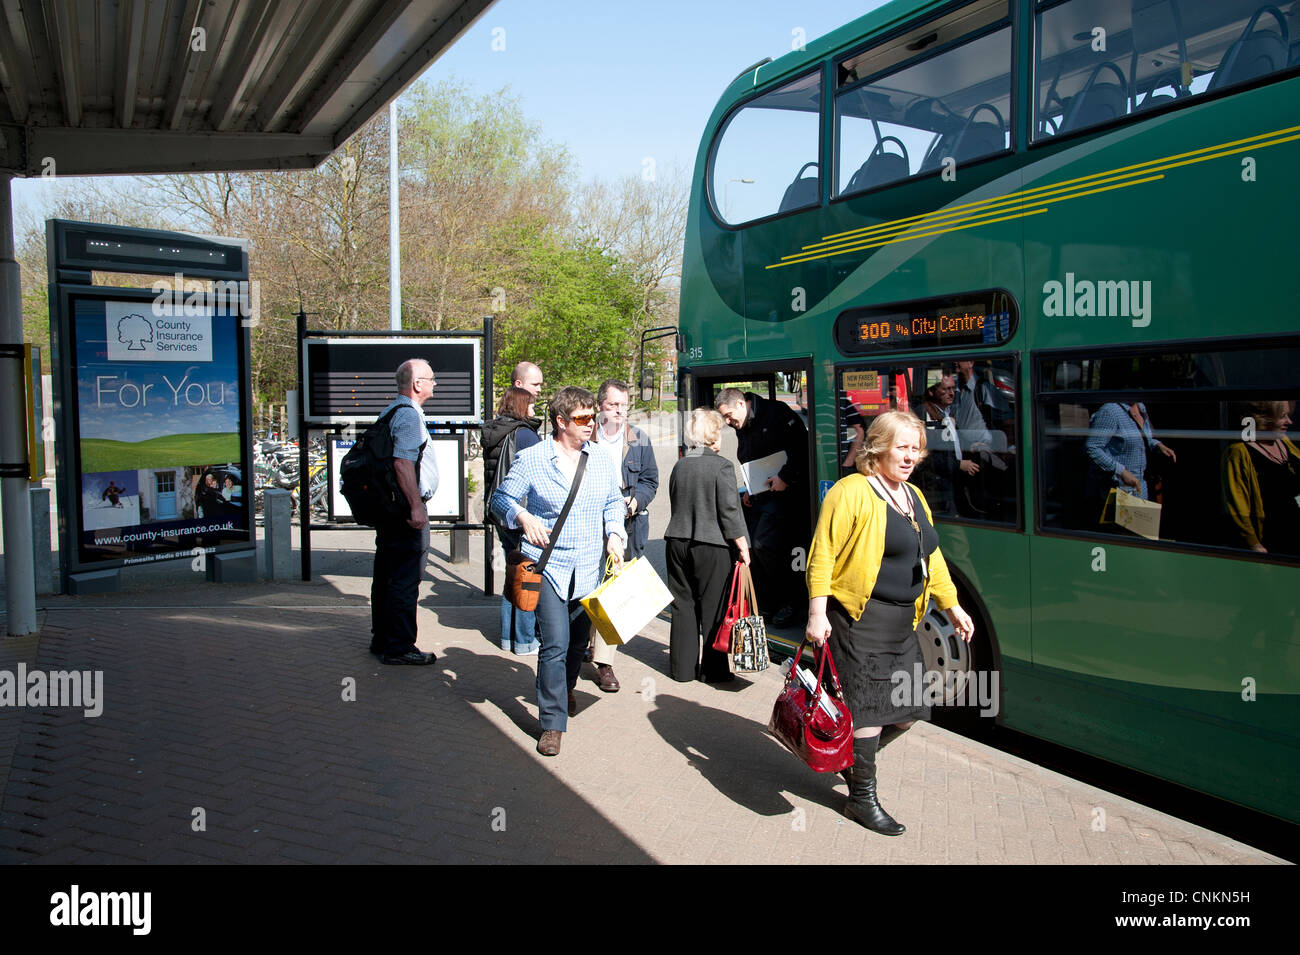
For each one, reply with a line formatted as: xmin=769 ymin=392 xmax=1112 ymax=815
xmin=369 ymin=358 xmax=439 ymax=665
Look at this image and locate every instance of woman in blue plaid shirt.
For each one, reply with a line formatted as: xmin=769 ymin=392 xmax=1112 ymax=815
xmin=490 ymin=386 xmax=627 ymax=756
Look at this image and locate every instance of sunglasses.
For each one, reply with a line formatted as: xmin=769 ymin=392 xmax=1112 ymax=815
xmin=568 ymin=412 xmax=597 ymax=426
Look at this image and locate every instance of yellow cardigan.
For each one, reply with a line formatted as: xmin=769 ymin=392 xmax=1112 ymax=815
xmin=806 ymin=473 xmax=959 ymax=628
xmin=1221 ymin=438 xmax=1300 ymax=550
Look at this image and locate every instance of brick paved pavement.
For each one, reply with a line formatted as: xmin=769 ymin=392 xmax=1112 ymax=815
xmin=0 ymin=531 xmax=1285 ymax=865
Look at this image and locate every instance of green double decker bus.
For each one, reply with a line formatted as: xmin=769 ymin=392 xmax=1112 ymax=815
xmin=678 ymin=0 xmax=1299 ymax=823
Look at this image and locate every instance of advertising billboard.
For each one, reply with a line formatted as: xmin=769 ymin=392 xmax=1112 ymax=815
xmin=58 ymin=287 xmax=252 ymax=569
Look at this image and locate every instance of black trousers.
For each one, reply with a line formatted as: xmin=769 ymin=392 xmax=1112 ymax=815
xmin=744 ymin=491 xmax=808 ymax=614
xmin=666 ymin=539 xmax=734 ymax=682
xmin=370 ymin=519 xmax=430 ymax=656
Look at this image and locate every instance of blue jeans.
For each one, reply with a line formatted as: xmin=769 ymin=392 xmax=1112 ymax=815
xmin=499 ymin=596 xmax=537 ymax=652
xmin=534 ymin=574 xmax=589 ymax=732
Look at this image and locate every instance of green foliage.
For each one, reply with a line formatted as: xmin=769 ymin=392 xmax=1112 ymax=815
xmin=493 ymin=227 xmax=642 ymax=395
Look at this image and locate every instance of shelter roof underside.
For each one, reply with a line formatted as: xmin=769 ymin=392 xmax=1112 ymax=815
xmin=0 ymin=0 xmax=491 ymax=176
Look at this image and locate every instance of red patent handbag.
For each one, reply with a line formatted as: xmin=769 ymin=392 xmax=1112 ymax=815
xmin=711 ymin=562 xmax=746 ymax=652
xmin=767 ymin=637 xmax=854 ymax=773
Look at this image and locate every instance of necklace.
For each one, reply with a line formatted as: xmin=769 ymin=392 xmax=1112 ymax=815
xmin=871 ymin=475 xmax=919 ymax=532
xmin=870 ymin=474 xmax=929 ymax=580
xmin=1251 ymin=440 xmax=1287 ymax=467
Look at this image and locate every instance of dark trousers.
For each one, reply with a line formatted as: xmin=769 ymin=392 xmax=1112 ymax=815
xmin=534 ymin=573 xmax=589 ymax=731
xmin=666 ymin=539 xmax=734 ymax=682
xmin=625 ymin=511 xmax=650 ymax=559
xmin=744 ymin=492 xmax=807 ymax=614
xmin=370 ymin=519 xmax=430 ymax=656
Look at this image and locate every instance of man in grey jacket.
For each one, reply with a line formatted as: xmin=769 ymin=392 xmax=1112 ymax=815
xmin=586 ymin=379 xmax=659 ymax=692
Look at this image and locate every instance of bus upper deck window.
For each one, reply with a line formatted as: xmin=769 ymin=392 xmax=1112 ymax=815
xmin=709 ymin=71 xmax=822 ymax=226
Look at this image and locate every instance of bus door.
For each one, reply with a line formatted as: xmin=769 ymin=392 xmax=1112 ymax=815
xmin=679 ymin=360 xmax=817 ymax=651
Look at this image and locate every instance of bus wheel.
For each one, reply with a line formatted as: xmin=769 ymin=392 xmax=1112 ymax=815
xmin=918 ymin=603 xmax=974 ymax=706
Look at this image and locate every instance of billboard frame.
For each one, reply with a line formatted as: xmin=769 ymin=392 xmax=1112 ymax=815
xmin=47 ymin=221 xmax=255 ymax=590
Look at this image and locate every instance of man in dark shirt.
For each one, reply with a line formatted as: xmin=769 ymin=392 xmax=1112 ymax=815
xmin=716 ymin=387 xmax=810 ymax=628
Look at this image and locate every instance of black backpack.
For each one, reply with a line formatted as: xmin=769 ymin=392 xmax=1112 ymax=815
xmin=339 ymin=406 xmax=424 ymax=526
xmin=484 ymin=426 xmax=520 ymax=529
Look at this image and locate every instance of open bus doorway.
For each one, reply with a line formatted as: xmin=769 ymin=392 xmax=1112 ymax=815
xmin=678 ymin=361 xmax=815 ymax=651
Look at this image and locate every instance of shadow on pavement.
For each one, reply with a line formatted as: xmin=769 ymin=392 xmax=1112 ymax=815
xmin=646 ymin=693 xmax=843 ymax=817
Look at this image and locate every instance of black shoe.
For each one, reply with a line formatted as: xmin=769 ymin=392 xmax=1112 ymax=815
xmin=381 ymin=649 xmax=438 ymax=666
xmin=843 ymin=736 xmax=904 ymax=835
xmin=568 ymin=690 xmax=578 ymax=717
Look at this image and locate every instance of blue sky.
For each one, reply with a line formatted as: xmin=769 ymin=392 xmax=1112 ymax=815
xmin=12 ymin=0 xmax=886 ymax=218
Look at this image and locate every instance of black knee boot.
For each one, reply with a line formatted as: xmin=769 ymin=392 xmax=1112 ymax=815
xmin=843 ymin=735 xmax=905 ymax=835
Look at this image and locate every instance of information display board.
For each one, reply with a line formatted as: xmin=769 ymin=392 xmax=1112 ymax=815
xmin=303 ymin=338 xmax=481 ymax=425
xmin=328 ymin=434 xmax=465 ymax=522
xmin=56 ymin=288 xmax=253 ymax=568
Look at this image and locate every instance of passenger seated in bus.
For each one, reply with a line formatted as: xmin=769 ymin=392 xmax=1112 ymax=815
xmin=917 ymin=376 xmax=961 ymax=516
xmin=952 ymin=362 xmax=1013 ymax=519
xmin=1221 ymin=400 xmax=1300 ymax=557
xmin=841 ymin=394 xmax=865 ymax=472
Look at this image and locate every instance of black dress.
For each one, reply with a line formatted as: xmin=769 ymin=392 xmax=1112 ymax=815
xmin=1255 ymin=450 xmax=1300 ymax=557
xmin=827 ymin=483 xmax=940 ymax=728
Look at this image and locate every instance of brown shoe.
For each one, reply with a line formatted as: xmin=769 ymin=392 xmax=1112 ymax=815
xmin=596 ymin=664 xmax=620 ymax=693
xmin=568 ymin=691 xmax=578 ymax=717
xmin=537 ymin=729 xmax=562 ymax=757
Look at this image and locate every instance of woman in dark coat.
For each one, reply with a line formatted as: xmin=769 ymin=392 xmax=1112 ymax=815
xmin=483 ymin=386 xmax=542 ymax=654
xmin=665 ymin=408 xmax=751 ymax=682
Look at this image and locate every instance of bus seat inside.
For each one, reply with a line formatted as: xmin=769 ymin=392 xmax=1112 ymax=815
xmin=1060 ymin=62 xmax=1129 ymax=132
xmin=779 ymin=162 xmax=820 ymax=213
xmin=846 ymin=136 xmax=910 ymax=193
xmin=950 ymin=105 xmax=1006 ymax=164
xmin=1208 ymin=6 xmax=1289 ymax=91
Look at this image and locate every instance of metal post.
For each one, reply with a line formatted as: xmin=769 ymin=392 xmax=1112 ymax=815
xmin=0 ymin=175 xmax=38 ymax=635
xmin=297 ymin=310 xmax=311 ymax=580
xmin=389 ymin=101 xmax=401 ymax=332
xmin=483 ymin=314 xmax=494 ymax=595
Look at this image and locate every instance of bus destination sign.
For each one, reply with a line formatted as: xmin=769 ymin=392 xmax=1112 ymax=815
xmin=834 ymin=290 xmax=1016 ymax=355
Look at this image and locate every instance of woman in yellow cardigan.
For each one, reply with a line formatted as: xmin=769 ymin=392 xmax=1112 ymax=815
xmin=1221 ymin=400 xmax=1300 ymax=557
xmin=806 ymin=410 xmax=975 ymax=835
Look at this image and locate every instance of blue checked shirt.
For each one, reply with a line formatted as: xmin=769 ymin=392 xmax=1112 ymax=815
xmin=490 ymin=439 xmax=627 ymax=597
xmin=1085 ymin=402 xmax=1161 ymax=499
xmin=380 ymin=396 xmax=438 ymax=499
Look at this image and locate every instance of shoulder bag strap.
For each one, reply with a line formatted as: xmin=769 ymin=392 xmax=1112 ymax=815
xmin=535 ymin=450 xmax=587 ymax=575
xmin=725 ymin=562 xmax=744 ymax=615
xmin=741 ymin=563 xmax=760 ymax=617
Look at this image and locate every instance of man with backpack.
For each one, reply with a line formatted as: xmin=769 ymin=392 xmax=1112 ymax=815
xmin=368 ymin=359 xmax=440 ymax=665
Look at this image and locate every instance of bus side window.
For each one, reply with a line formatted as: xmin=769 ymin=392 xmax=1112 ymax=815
xmin=1035 ymin=0 xmax=1299 ymax=143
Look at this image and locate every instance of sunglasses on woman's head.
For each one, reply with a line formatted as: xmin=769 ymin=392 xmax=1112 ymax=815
xmin=569 ymin=412 xmax=597 ymax=425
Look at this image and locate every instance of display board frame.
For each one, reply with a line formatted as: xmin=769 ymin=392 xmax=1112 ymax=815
xmin=47 ymin=222 xmax=255 ymax=584
xmin=302 ymin=336 xmax=483 ymax=426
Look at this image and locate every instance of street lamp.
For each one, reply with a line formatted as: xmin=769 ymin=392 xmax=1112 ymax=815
xmin=724 ymin=177 xmax=754 ymax=220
